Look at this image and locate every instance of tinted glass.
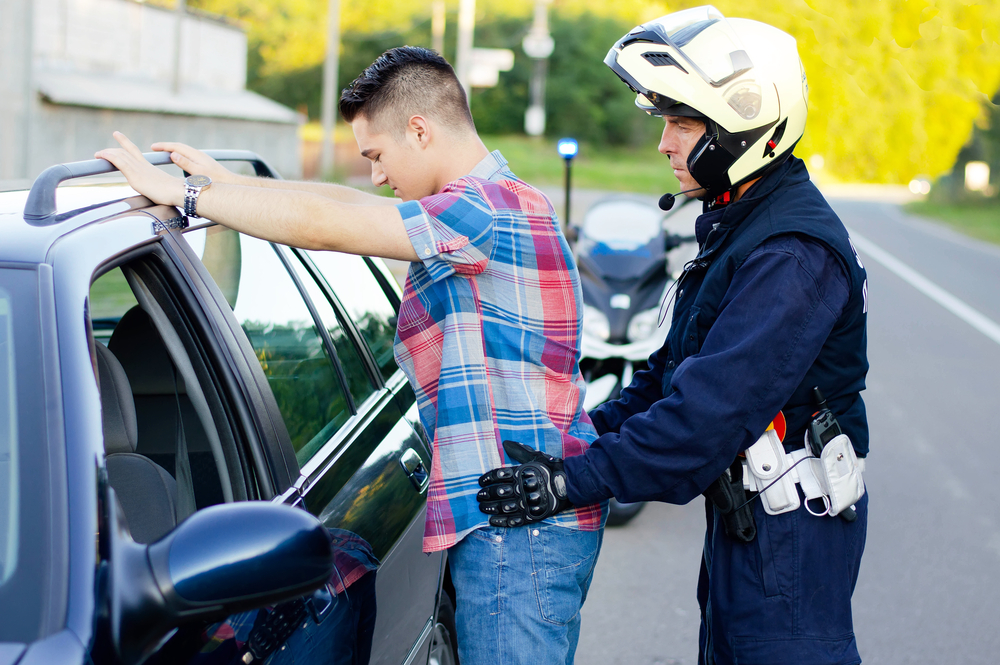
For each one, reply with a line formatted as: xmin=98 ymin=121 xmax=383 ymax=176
xmin=184 ymin=227 xmax=352 ymax=464
xmin=89 ymin=267 xmax=139 ymax=344
xmin=0 ymin=268 xmax=49 ymax=641
xmin=287 ymin=255 xmax=376 ymax=406
xmin=0 ymin=289 xmax=17 ymax=586
xmin=306 ymin=251 xmax=399 ymax=381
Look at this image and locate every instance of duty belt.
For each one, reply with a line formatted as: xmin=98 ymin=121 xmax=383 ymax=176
xmin=705 ymin=429 xmax=866 ymax=543
xmin=741 ymin=427 xmax=866 ymax=518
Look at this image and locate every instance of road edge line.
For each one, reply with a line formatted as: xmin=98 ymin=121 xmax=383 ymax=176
xmin=847 ymin=227 xmax=1000 ymax=346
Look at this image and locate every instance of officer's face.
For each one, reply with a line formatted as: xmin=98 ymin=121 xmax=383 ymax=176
xmin=659 ymin=116 xmax=707 ymax=197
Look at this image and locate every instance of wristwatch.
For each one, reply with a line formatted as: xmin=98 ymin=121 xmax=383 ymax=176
xmin=183 ymin=174 xmax=212 ymax=218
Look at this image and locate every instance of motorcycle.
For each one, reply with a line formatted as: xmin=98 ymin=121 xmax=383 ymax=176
xmin=572 ymin=196 xmax=698 ymax=525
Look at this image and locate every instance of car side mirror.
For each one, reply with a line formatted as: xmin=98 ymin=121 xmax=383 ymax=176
xmin=110 ymin=499 xmax=333 ymax=665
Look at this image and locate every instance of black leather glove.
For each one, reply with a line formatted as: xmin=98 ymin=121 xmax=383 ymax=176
xmin=477 ymin=440 xmax=573 ymax=527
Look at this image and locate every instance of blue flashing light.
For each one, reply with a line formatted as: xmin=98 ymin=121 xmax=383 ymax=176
xmin=557 ymin=138 xmax=579 ymax=159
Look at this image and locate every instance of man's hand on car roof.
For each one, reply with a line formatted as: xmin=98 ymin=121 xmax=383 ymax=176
xmin=95 ymin=132 xmax=186 ymax=208
xmin=152 ymin=142 xmax=239 ymax=186
xmin=95 ymin=132 xmax=420 ymax=262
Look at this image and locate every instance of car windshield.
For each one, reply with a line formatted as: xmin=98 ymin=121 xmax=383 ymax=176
xmin=581 ymin=200 xmax=663 ymax=250
xmin=0 ymin=268 xmax=50 ymax=642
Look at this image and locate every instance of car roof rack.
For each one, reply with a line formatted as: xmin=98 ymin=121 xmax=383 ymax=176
xmin=23 ymin=149 xmax=283 ymax=227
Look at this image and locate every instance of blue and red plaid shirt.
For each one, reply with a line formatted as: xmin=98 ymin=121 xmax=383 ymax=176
xmin=394 ymin=150 xmax=605 ymax=553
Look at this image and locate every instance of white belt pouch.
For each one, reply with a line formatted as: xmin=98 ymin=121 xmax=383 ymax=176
xmin=743 ymin=430 xmax=865 ymax=517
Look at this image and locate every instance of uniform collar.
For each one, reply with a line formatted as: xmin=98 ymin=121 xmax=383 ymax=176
xmin=709 ymin=156 xmax=810 ymax=230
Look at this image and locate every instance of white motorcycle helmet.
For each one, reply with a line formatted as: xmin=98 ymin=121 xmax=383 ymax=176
xmin=605 ymin=6 xmax=809 ymax=200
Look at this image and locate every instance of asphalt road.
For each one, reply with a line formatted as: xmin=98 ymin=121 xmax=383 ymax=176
xmin=574 ymin=191 xmax=1000 ymax=664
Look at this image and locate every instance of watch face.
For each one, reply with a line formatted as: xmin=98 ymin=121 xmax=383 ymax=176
xmin=185 ymin=174 xmax=212 ymax=187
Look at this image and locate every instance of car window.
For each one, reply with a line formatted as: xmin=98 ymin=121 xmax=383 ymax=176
xmin=89 ymin=268 xmax=139 ymax=344
xmin=305 ymin=251 xmax=399 ymax=381
xmin=286 ymin=254 xmax=377 ymax=405
xmin=184 ymin=226 xmax=353 ymax=465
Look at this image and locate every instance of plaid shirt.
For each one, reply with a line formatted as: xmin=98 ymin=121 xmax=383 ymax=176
xmin=394 ymin=150 xmax=605 ymax=553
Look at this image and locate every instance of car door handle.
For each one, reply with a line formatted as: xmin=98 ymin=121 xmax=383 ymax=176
xmin=400 ymin=448 xmax=429 ymax=493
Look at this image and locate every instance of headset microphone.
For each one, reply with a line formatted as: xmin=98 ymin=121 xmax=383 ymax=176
xmin=659 ymin=187 xmax=703 ymax=211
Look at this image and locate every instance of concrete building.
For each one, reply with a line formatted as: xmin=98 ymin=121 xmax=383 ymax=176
xmin=1 ymin=0 xmax=302 ymax=190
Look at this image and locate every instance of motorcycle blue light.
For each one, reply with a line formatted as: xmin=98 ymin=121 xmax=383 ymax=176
xmin=557 ymin=138 xmax=579 ymax=159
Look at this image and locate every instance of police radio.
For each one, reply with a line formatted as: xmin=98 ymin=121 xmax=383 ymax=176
xmin=807 ymin=387 xmax=857 ymax=522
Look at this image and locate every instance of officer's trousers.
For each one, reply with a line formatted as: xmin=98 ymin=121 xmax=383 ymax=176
xmin=697 ymin=490 xmax=868 ymax=665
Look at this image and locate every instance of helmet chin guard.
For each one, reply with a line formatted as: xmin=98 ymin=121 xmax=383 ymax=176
xmin=605 ymin=6 xmax=809 ymax=199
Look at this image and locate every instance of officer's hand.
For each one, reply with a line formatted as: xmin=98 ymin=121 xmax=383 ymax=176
xmin=477 ymin=441 xmax=573 ymax=527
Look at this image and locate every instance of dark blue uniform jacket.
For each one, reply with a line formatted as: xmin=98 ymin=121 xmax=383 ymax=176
xmin=565 ymin=156 xmax=869 ymax=507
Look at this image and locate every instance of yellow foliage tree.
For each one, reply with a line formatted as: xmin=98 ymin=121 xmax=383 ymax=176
xmin=191 ymin=0 xmax=1000 ymax=183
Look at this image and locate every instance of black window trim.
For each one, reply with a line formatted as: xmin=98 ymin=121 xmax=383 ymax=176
xmin=288 ymin=248 xmax=387 ymax=391
xmin=362 ymin=256 xmax=402 ymax=310
xmin=160 ymin=230 xmax=293 ymax=497
xmin=270 ymin=243 xmax=358 ymax=415
xmin=274 ymin=246 xmax=403 ymax=481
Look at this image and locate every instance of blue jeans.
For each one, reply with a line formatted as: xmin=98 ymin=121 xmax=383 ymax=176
xmin=448 ymin=523 xmax=603 ymax=665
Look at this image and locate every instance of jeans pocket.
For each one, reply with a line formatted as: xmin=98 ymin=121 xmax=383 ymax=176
xmin=528 ymin=525 xmax=601 ymax=625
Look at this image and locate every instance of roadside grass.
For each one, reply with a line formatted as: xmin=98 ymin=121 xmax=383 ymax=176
xmin=904 ymin=199 xmax=1000 ymax=245
xmin=481 ymin=134 xmax=679 ymax=194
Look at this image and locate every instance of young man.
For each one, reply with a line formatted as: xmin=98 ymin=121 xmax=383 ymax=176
xmin=96 ymin=46 xmax=605 ymax=664
xmin=478 ymin=9 xmax=869 ymax=665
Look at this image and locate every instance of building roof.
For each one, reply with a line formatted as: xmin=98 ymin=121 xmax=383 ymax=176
xmin=36 ymin=69 xmax=301 ymax=125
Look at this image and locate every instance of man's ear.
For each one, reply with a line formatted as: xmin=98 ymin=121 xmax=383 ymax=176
xmin=407 ymin=115 xmax=431 ymax=148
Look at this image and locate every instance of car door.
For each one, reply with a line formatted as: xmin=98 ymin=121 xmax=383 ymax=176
xmin=288 ymin=248 xmax=442 ymax=665
xmin=171 ymin=225 xmax=440 ymax=664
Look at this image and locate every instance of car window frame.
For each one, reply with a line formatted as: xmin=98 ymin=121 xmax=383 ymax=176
xmin=289 ymin=249 xmax=387 ymax=391
xmin=88 ymin=243 xmax=263 ymax=504
xmin=168 ymin=224 xmax=398 ymax=498
xmin=162 ymin=226 xmax=300 ymax=496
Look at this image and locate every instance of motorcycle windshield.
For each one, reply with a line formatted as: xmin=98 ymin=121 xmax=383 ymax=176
xmin=579 ymin=200 xmax=664 ymax=281
xmin=581 ymin=200 xmax=662 ymax=250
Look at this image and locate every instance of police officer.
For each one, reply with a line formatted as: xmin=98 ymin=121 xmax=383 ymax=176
xmin=477 ymin=7 xmax=870 ymax=664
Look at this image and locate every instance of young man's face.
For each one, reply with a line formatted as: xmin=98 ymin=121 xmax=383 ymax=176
xmin=352 ymin=114 xmax=438 ymax=202
xmin=659 ymin=115 xmax=707 ymax=196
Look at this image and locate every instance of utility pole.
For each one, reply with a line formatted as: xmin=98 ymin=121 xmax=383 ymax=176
xmin=432 ymin=0 xmax=446 ymax=55
xmin=172 ymin=0 xmax=186 ymax=95
xmin=522 ymin=0 xmax=554 ymax=136
xmin=319 ymin=0 xmax=341 ymax=180
xmin=455 ymin=0 xmax=475 ymax=97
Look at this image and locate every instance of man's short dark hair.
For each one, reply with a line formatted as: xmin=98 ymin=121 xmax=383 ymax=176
xmin=340 ymin=46 xmax=475 ymax=139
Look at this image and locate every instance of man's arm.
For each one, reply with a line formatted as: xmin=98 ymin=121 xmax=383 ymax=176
xmin=97 ymin=133 xmax=418 ymax=261
xmin=563 ymin=236 xmax=851 ymax=507
xmin=151 ymin=141 xmax=394 ymax=207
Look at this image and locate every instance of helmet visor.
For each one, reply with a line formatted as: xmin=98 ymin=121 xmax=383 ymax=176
xmin=620 ymin=6 xmax=755 ymax=89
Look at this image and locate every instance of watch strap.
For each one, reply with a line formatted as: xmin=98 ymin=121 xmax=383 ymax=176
xmin=183 ymin=183 xmax=201 ymax=218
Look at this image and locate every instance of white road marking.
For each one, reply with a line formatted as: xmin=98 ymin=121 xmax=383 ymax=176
xmin=848 ymin=228 xmax=1000 ymax=346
